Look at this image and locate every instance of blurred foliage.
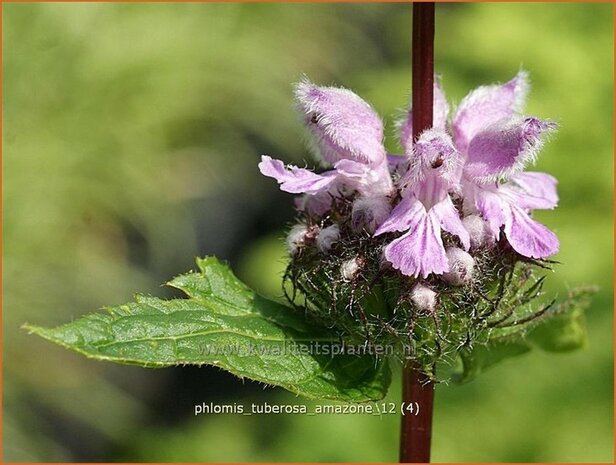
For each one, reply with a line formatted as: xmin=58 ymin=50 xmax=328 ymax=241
xmin=3 ymin=2 xmax=613 ymax=462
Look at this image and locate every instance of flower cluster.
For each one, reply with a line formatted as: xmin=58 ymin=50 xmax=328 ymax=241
xmin=258 ymin=72 xmax=563 ymax=375
xmin=260 ymin=72 xmax=558 ymax=280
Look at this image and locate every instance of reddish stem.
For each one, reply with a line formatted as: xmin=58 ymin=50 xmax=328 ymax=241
xmin=399 ymin=3 xmax=436 ymax=464
xmin=399 ymin=361 xmax=435 ymax=463
xmin=411 ymin=2 xmax=435 ymax=139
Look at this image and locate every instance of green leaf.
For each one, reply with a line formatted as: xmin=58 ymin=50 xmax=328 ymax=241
xmin=24 ymin=257 xmax=391 ymax=402
xmin=526 ymin=286 xmax=594 ymax=352
xmin=455 ymin=339 xmax=532 ymax=384
xmin=527 ymin=308 xmax=587 ymax=352
xmin=454 ymin=309 xmax=588 ymax=384
xmin=454 ymin=286 xmax=594 ymax=383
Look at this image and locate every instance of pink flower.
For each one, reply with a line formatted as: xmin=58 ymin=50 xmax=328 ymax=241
xmin=375 ymin=129 xmax=470 ymax=278
xmin=259 ymin=78 xmax=393 ymax=218
xmin=260 ymin=72 xmax=560 ymax=279
xmin=378 ymin=71 xmax=560 ymax=276
xmin=453 ymin=72 xmax=559 ymax=259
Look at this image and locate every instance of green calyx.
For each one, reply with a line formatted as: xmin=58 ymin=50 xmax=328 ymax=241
xmin=283 ymin=219 xmax=594 ymax=382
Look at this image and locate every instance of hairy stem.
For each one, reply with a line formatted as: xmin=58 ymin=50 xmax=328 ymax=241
xmin=400 ymin=3 xmax=436 ymax=463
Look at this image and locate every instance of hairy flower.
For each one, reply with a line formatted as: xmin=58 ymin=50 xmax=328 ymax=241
xmin=261 ymin=71 xmax=559 ymax=279
xmin=450 ymin=72 xmax=559 ymax=258
xmin=375 ymin=129 xmax=469 ymax=278
xmin=351 ymin=196 xmax=392 ymax=234
xmin=380 ymin=70 xmax=559 ymax=275
xmin=341 ymin=257 xmax=362 ymax=282
xmin=259 ymin=78 xmax=393 ymax=220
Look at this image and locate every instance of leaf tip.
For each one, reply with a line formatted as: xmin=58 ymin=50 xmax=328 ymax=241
xmin=21 ymin=323 xmax=41 ymax=334
xmin=21 ymin=323 xmax=54 ymax=342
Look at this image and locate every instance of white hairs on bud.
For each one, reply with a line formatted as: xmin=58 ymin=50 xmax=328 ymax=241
xmin=286 ymin=224 xmax=314 ymax=256
xmin=316 ymin=224 xmax=340 ymax=253
xmin=351 ymin=196 xmax=392 ymax=234
xmin=462 ymin=214 xmax=495 ymax=249
xmin=411 ymin=283 xmax=437 ymax=313
xmin=442 ymin=247 xmax=475 ymax=286
xmin=341 ymin=257 xmax=361 ymax=282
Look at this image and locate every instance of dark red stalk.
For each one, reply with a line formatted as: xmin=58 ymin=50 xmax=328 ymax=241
xmin=399 ymin=361 xmax=435 ymax=463
xmin=411 ymin=2 xmax=435 ymax=139
xmin=399 ymin=3 xmax=436 ymax=464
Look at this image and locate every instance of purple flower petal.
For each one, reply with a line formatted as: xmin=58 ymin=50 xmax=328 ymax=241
xmin=503 ymin=204 xmax=559 ymax=258
xmin=473 ymin=188 xmax=506 ymax=240
xmin=382 ymin=209 xmax=449 ymax=278
xmin=398 ymin=77 xmax=449 ymax=153
xmin=332 ymin=159 xmax=366 ymax=178
xmin=505 ymin=171 xmax=559 ymax=210
xmin=431 ymin=196 xmax=471 ymax=250
xmin=295 ymin=78 xmax=385 ymax=165
xmin=387 ymin=153 xmax=406 ymax=171
xmin=473 ymin=185 xmax=559 ymax=258
xmin=434 ymin=75 xmax=450 ymax=131
xmin=464 ymin=117 xmax=557 ymax=183
xmin=259 ymin=155 xmax=336 ymax=194
xmin=453 ymin=70 xmax=529 ymax=154
xmin=375 ymin=196 xmax=425 ymax=235
xmin=334 ymin=159 xmax=393 ymax=196
xmin=376 ymin=196 xmax=455 ymax=277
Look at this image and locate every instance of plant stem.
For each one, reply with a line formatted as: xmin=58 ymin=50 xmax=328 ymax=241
xmin=400 ymin=3 xmax=436 ymax=463
xmin=411 ymin=2 xmax=435 ymax=137
xmin=399 ymin=361 xmax=435 ymax=462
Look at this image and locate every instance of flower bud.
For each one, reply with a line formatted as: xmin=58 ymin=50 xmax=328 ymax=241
xmin=351 ymin=196 xmax=391 ymax=234
xmin=316 ymin=225 xmax=340 ymax=253
xmin=462 ymin=214 xmax=494 ymax=249
xmin=341 ymin=257 xmax=361 ymax=282
xmin=442 ymin=247 xmax=475 ymax=286
xmin=411 ymin=283 xmax=437 ymax=313
xmin=294 ymin=193 xmax=332 ymax=218
xmin=286 ymin=224 xmax=319 ymax=256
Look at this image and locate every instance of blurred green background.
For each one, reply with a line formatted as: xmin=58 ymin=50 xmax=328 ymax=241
xmin=3 ymin=2 xmax=613 ymax=462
